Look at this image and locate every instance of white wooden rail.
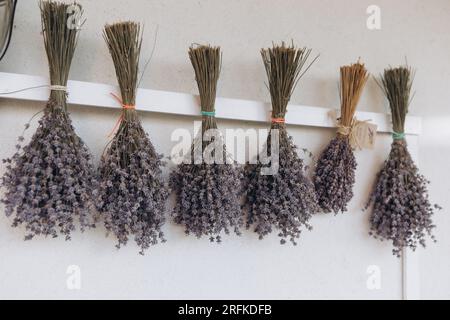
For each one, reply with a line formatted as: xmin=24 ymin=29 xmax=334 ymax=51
xmin=0 ymin=72 xmax=421 ymax=135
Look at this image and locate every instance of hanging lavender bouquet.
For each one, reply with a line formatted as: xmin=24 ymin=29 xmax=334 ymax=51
xmin=314 ymin=62 xmax=369 ymax=214
xmin=366 ymin=65 xmax=439 ymax=257
xmin=244 ymin=42 xmax=320 ymax=245
xmin=96 ymin=22 xmax=169 ymax=254
xmin=1 ymin=1 xmax=96 ymax=240
xmin=170 ymin=45 xmax=243 ymax=243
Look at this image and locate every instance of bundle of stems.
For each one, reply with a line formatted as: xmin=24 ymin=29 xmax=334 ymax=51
xmin=1 ymin=0 xmax=96 ymax=240
xmin=314 ymin=62 xmax=369 ymax=214
xmin=96 ymin=22 xmax=168 ymax=254
xmin=170 ymin=44 xmax=243 ymax=242
xmin=244 ymin=42 xmax=320 ymax=245
xmin=190 ymin=45 xmax=220 ymax=138
xmin=366 ymin=65 xmax=438 ymax=257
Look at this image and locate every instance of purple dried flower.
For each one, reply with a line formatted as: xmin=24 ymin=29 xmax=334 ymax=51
xmin=314 ymin=62 xmax=368 ymax=214
xmin=170 ymin=136 xmax=244 ymax=241
xmin=245 ymin=42 xmax=320 ymax=245
xmin=314 ymin=136 xmax=357 ymax=214
xmin=97 ymin=22 xmax=169 ymax=254
xmin=170 ymin=45 xmax=244 ymax=241
xmin=1 ymin=1 xmax=96 ymax=240
xmin=96 ymin=117 xmax=169 ymax=254
xmin=366 ymin=65 xmax=439 ymax=257
xmin=245 ymin=123 xmax=319 ymax=245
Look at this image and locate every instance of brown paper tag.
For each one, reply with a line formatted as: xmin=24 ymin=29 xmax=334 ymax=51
xmin=351 ymin=121 xmax=377 ymax=150
xmin=328 ymin=109 xmax=339 ymax=121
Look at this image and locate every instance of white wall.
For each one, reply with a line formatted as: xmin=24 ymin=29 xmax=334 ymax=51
xmin=0 ymin=0 xmax=449 ymax=299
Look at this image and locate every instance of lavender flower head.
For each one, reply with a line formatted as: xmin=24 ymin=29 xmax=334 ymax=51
xmin=314 ymin=62 xmax=368 ymax=214
xmin=97 ymin=21 xmax=169 ymax=254
xmin=170 ymin=136 xmax=244 ymax=242
xmin=1 ymin=1 xmax=96 ymax=240
xmin=245 ymin=42 xmax=320 ymax=245
xmin=366 ymin=66 xmax=439 ymax=257
xmin=170 ymin=45 xmax=244 ymax=242
xmin=245 ymin=123 xmax=319 ymax=245
xmin=96 ymin=115 xmax=169 ymax=253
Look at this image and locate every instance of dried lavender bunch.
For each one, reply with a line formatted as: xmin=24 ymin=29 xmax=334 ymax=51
xmin=244 ymin=42 xmax=320 ymax=245
xmin=170 ymin=45 xmax=244 ymax=242
xmin=366 ymin=66 xmax=438 ymax=257
xmin=314 ymin=62 xmax=369 ymax=214
xmin=1 ymin=1 xmax=96 ymax=240
xmin=97 ymin=22 xmax=169 ymax=254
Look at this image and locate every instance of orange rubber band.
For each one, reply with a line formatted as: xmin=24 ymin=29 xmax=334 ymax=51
xmin=108 ymin=93 xmax=136 ymax=137
xmin=110 ymin=92 xmax=136 ymax=109
xmin=271 ymin=118 xmax=285 ymax=124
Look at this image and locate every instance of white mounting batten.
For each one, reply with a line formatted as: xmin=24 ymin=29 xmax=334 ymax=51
xmin=0 ymin=72 xmax=421 ymax=135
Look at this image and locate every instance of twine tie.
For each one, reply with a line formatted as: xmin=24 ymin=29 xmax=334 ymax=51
xmin=337 ymin=117 xmax=371 ymax=149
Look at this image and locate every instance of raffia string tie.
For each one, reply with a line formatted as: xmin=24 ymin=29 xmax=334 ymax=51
xmin=337 ymin=124 xmax=352 ymax=136
xmin=337 ymin=117 xmax=370 ymax=149
xmin=392 ymin=131 xmax=405 ymax=140
xmin=108 ymin=92 xmax=136 ymax=137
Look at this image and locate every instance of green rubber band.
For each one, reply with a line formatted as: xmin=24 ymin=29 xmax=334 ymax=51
xmin=392 ymin=131 xmax=405 ymax=140
xmin=201 ymin=111 xmax=216 ymax=117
